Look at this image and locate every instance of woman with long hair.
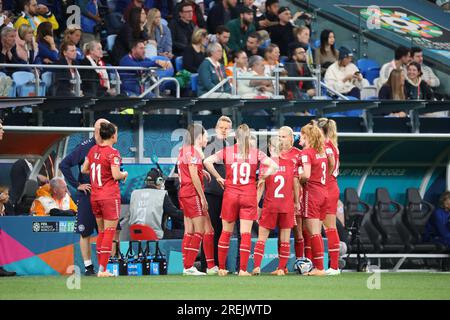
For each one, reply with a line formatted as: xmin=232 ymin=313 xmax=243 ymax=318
xmin=204 ymin=124 xmax=278 ymax=276
xmin=177 ymin=123 xmax=218 ymax=275
xmin=16 ymin=24 xmax=39 ymax=64
xmin=81 ymin=122 xmax=128 ymax=277
xmin=315 ymin=29 xmax=339 ymax=76
xmin=36 ymin=21 xmax=58 ymax=64
xmin=299 ymin=124 xmax=328 ymax=276
xmin=378 ymin=68 xmax=406 ymax=100
xmin=316 ymin=118 xmax=341 ymax=275
xmin=146 ymin=8 xmax=173 ymax=59
xmin=63 ymin=24 xmax=84 ymax=61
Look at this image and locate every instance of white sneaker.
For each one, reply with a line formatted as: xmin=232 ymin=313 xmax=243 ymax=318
xmin=183 ymin=266 xmax=206 ymax=276
xmin=325 ymin=268 xmax=341 ymax=276
xmin=207 ymin=266 xmax=219 ymax=275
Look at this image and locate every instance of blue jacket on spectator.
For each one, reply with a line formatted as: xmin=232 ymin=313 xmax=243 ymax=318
xmin=77 ymin=0 xmax=98 ymax=34
xmin=119 ymin=53 xmax=159 ymax=96
xmin=424 ymin=207 xmax=450 ymax=249
xmin=197 ymin=58 xmax=231 ymax=96
xmin=37 ymin=41 xmax=59 ymax=64
xmin=153 ymin=24 xmax=172 ymax=55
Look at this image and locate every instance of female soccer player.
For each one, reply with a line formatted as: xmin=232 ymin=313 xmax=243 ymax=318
xmin=299 ymin=124 xmax=328 ymax=276
xmin=81 ymin=122 xmax=128 ymax=277
xmin=177 ymin=123 xmax=217 ymax=276
xmin=204 ymin=124 xmax=278 ymax=276
xmin=253 ymin=136 xmax=297 ymax=276
xmin=317 ymin=118 xmax=341 ymax=275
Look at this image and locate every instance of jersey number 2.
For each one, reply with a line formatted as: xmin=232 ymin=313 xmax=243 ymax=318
xmin=274 ymin=175 xmax=285 ymax=198
xmin=90 ymin=163 xmax=102 ymax=187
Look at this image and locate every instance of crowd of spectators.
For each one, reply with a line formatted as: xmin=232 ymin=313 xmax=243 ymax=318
xmin=0 ymin=0 xmax=445 ymax=102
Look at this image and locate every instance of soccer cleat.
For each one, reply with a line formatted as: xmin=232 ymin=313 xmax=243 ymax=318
xmin=207 ymin=266 xmax=219 ymax=275
xmin=305 ymin=268 xmax=327 ymax=276
xmin=274 ymin=269 xmax=285 ymax=276
xmin=218 ymin=269 xmax=229 ymax=276
xmin=84 ymin=265 xmax=96 ymax=276
xmin=325 ymin=268 xmax=341 ymax=276
xmin=0 ymin=267 xmax=16 ymax=277
xmin=238 ymin=270 xmax=252 ymax=276
xmin=251 ymin=267 xmax=261 ymax=276
xmin=183 ymin=266 xmax=206 ymax=276
xmin=97 ymin=271 xmax=115 ymax=278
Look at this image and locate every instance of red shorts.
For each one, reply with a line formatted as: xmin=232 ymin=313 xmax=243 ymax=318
xmin=259 ymin=208 xmax=295 ymax=230
xmin=326 ymin=181 xmax=340 ymax=215
xmin=91 ymin=198 xmax=121 ymax=220
xmin=221 ymin=191 xmax=257 ymax=222
xmin=302 ymin=184 xmax=328 ymax=221
xmin=179 ymin=195 xmax=206 ymax=219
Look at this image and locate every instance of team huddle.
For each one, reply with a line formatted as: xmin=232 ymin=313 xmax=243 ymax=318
xmin=177 ymin=119 xmax=341 ymax=276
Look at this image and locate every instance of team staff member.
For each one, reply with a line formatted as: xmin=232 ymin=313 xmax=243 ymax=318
xmin=59 ymin=118 xmax=109 ymax=276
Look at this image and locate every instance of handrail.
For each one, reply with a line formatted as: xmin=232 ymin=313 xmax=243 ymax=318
xmin=320 ymin=82 xmax=349 ymax=100
xmin=201 ymin=78 xmax=230 ymax=98
xmin=139 ymin=77 xmax=180 ymax=98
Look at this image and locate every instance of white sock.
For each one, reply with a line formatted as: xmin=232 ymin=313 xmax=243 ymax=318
xmin=84 ymin=260 xmax=92 ymax=268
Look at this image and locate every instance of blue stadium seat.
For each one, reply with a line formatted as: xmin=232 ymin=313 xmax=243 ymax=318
xmin=12 ymin=71 xmax=45 ymax=97
xmin=175 ymin=56 xmax=183 ymax=72
xmin=279 ymin=56 xmax=288 ymax=64
xmin=41 ymin=71 xmax=53 ymax=90
xmin=191 ymin=73 xmax=198 ymax=94
xmin=313 ymin=39 xmax=321 ymax=49
xmin=107 ymin=34 xmax=117 ymax=52
xmin=357 ymin=58 xmax=380 ymax=85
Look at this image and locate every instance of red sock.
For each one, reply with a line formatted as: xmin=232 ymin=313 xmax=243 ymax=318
xmin=253 ymin=240 xmax=265 ymax=269
xmin=96 ymin=231 xmax=104 ymax=264
xmin=310 ymin=234 xmax=324 ymax=270
xmin=278 ymin=242 xmax=290 ymax=270
xmin=203 ymin=232 xmax=215 ymax=269
xmin=185 ymin=232 xmax=203 ymax=269
xmin=325 ymin=228 xmax=340 ymax=270
xmin=294 ymin=238 xmax=304 ymax=259
xmin=303 ymin=229 xmax=312 ymax=260
xmin=182 ymin=233 xmax=193 ymax=269
xmin=218 ymin=231 xmax=232 ymax=270
xmin=239 ymin=233 xmax=252 ymax=272
xmin=99 ymin=228 xmax=115 ymax=272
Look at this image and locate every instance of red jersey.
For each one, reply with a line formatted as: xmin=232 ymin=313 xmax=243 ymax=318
xmin=86 ymin=145 xmax=122 ymax=201
xmin=177 ymin=146 xmax=204 ymax=198
xmin=214 ymin=144 xmax=267 ymax=196
xmin=325 ymin=141 xmax=340 ymax=182
xmin=281 ymin=147 xmax=302 ymax=177
xmin=301 ymin=147 xmax=328 ymax=187
xmin=262 ymin=156 xmax=296 ymax=214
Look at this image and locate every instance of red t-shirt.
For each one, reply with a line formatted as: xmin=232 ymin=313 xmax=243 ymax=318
xmin=325 ymin=141 xmax=340 ymax=182
xmin=87 ymin=145 xmax=122 ymax=201
xmin=214 ymin=144 xmax=267 ymax=196
xmin=177 ymin=146 xmax=204 ymax=198
xmin=301 ymin=147 xmax=328 ymax=187
xmin=281 ymin=147 xmax=302 ymax=177
xmin=262 ymin=156 xmax=296 ymax=214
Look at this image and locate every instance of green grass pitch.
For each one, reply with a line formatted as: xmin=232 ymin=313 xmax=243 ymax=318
xmin=1 ymin=273 xmax=450 ymax=300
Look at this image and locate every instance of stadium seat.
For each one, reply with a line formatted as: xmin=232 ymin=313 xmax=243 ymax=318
xmin=279 ymin=56 xmax=288 ymax=64
xmin=175 ymin=56 xmax=183 ymax=72
xmin=12 ymin=71 xmax=45 ymax=96
xmin=41 ymin=71 xmax=53 ymax=94
xmin=106 ymin=34 xmax=117 ymax=52
xmin=361 ymin=86 xmax=377 ymax=100
xmin=374 ymin=188 xmax=413 ymax=252
xmin=344 ymin=188 xmax=383 ymax=253
xmin=16 ymin=179 xmax=38 ymax=215
xmin=130 ymin=224 xmax=158 ymax=241
xmin=313 ymin=39 xmax=321 ymax=49
xmin=191 ymin=73 xmax=198 ymax=94
xmin=356 ymin=58 xmax=380 ymax=85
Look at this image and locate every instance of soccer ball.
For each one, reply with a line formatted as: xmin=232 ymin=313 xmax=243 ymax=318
xmin=294 ymin=258 xmax=313 ymax=275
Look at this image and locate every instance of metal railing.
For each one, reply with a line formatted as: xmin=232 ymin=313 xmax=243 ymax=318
xmin=0 ymin=63 xmax=180 ymax=98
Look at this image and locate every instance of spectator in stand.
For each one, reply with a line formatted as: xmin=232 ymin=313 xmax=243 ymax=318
xmin=0 ymin=185 xmax=14 ymax=216
xmin=285 ymin=43 xmax=315 ymax=100
xmin=435 ymin=0 xmax=450 ymax=11
xmin=169 ymin=2 xmax=195 ymax=56
xmin=197 ymin=42 xmax=232 ymax=98
xmin=238 ymin=55 xmax=273 ymax=98
xmin=244 ymin=32 xmax=264 ymax=58
xmin=15 ymin=24 xmax=39 ymax=65
xmin=63 ymin=24 xmax=84 ymax=62
xmin=36 ymin=21 xmax=58 ymax=64
xmin=410 ymin=47 xmax=440 ymax=89
xmin=315 ymin=29 xmax=339 ymax=77
xmin=146 ymin=8 xmax=173 ymax=59
xmin=424 ymin=191 xmax=450 ymax=250
xmin=256 ymin=0 xmax=279 ymax=30
xmin=226 ymin=6 xmax=256 ymax=52
xmin=77 ymin=0 xmax=103 ymax=47
xmin=175 ymin=0 xmax=206 ymax=29
xmin=153 ymin=0 xmax=175 ymax=20
xmin=207 ymin=0 xmax=238 ymax=34
xmin=378 ymin=68 xmax=406 ymax=100
xmin=111 ymin=7 xmax=148 ymax=66
xmin=14 ymin=0 xmax=59 ymax=34
xmin=379 ymin=46 xmax=410 ymax=89
xmin=0 ymin=4 xmax=13 ymax=30
xmin=324 ymin=46 xmax=364 ymax=99
xmin=30 ymin=177 xmax=77 ymax=216
xmin=123 ymin=0 xmax=149 ymax=21
xmin=54 ymin=41 xmax=80 ymax=96
xmin=0 ymin=27 xmax=20 ymax=75
xmin=292 ymin=26 xmax=314 ymax=66
xmin=215 ymin=25 xmax=232 ymax=67
xmin=119 ymin=40 xmax=172 ymax=97
xmin=267 ymin=6 xmax=309 ymax=57
xmin=182 ymin=28 xmax=208 ymax=73
xmin=263 ymin=43 xmax=280 ymax=76
xmin=226 ymin=49 xmax=248 ymax=78
xmin=236 ymin=0 xmax=258 ymax=26
xmin=79 ymin=40 xmax=116 ymax=97
xmin=404 ymin=61 xmax=434 ymax=100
